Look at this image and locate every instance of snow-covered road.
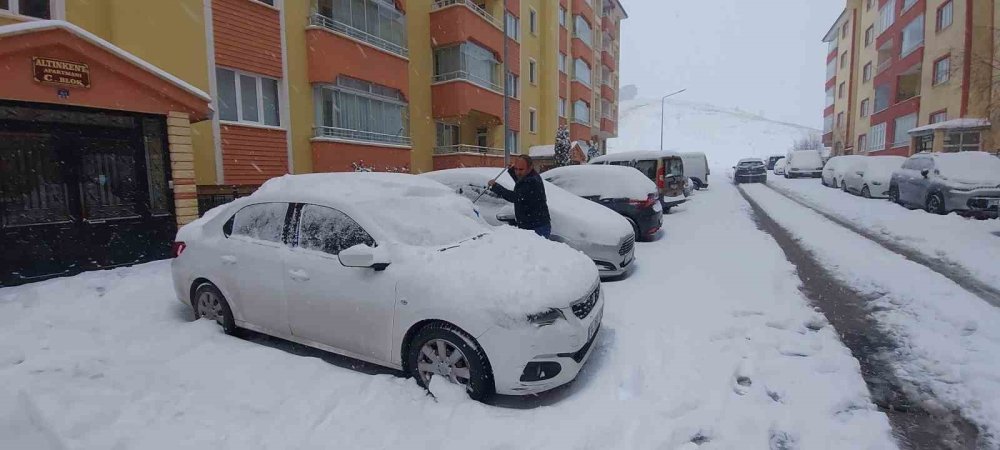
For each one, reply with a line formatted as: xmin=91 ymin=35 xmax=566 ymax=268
xmin=741 ymin=179 xmax=1000 ymax=447
xmin=0 ymin=183 xmax=896 ymax=449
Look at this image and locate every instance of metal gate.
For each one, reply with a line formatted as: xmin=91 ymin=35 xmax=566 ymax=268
xmin=0 ymin=103 xmax=175 ymax=286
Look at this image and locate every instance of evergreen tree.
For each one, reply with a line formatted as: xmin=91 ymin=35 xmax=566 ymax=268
xmin=587 ymin=143 xmax=601 ymax=161
xmin=554 ymin=126 xmax=571 ymax=167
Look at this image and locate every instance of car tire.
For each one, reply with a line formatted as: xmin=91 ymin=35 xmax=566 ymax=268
xmin=840 ymin=180 xmax=847 ymax=192
xmin=627 ymin=218 xmax=642 ymax=242
xmin=693 ymin=179 xmax=703 ymax=190
xmin=926 ymin=193 xmax=946 ymax=215
xmin=192 ymin=282 xmax=239 ymax=336
xmin=862 ymin=186 xmax=871 ymax=198
xmin=408 ymin=322 xmax=494 ymax=402
xmin=888 ymin=185 xmax=901 ymax=205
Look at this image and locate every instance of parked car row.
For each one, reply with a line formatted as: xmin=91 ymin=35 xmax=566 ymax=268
xmin=170 ymin=154 xmax=709 ymax=404
xmin=811 ymin=152 xmax=1000 ymax=218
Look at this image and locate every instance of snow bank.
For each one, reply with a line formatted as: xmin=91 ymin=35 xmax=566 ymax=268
xmin=542 ymin=165 xmax=657 ymax=200
xmin=423 ymin=168 xmax=632 ymax=246
xmin=930 ymin=151 xmax=1000 ymax=185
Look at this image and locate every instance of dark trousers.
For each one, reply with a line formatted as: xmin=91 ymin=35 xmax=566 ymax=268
xmin=532 ymin=224 xmax=552 ymax=238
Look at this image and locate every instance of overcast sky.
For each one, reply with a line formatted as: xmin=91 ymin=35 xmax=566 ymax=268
xmin=618 ymin=0 xmax=845 ymax=128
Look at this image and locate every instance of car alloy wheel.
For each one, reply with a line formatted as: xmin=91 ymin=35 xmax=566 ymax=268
xmin=926 ymin=193 xmax=946 ymax=215
xmin=196 ymin=290 xmax=224 ymax=322
xmin=417 ymin=339 xmax=471 ymax=387
xmin=862 ymin=186 xmax=871 ymax=198
xmin=192 ymin=283 xmax=239 ymax=335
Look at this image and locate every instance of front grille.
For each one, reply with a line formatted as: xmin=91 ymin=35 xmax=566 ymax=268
xmin=571 ymin=285 xmax=600 ymax=319
xmin=619 ymin=234 xmax=635 ymax=256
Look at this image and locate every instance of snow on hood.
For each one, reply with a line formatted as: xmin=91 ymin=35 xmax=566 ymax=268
xmin=423 ymin=168 xmax=633 ymax=246
xmin=393 ymin=227 xmax=599 ymax=320
xmin=542 ymin=165 xmax=657 ymax=200
xmin=932 ymin=152 xmax=1000 ymax=186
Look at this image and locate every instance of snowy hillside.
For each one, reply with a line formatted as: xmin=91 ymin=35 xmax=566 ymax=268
xmin=609 ymin=98 xmax=820 ymax=168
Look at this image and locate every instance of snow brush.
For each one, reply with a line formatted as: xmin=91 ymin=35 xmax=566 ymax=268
xmin=473 ymin=167 xmax=509 ymax=204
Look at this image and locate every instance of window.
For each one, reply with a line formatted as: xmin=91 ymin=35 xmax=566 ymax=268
xmin=825 ymin=87 xmax=835 ymax=107
xmin=528 ymin=59 xmax=537 ymax=84
xmin=937 ymin=1 xmax=953 ymax=31
xmin=877 ymin=0 xmax=896 ymax=35
xmin=315 ymin=0 xmax=407 ymax=56
xmin=317 ymin=76 xmax=409 ymax=145
xmin=529 ymin=8 xmax=537 ymax=35
xmin=858 ymin=134 xmax=868 ymax=152
xmin=216 ymin=68 xmax=281 ymax=126
xmin=506 ymin=72 xmax=519 ymax=98
xmin=933 ymin=56 xmax=950 ymax=85
xmin=902 ymin=0 xmax=917 ymax=13
xmin=841 ymin=22 xmax=849 ymax=39
xmin=900 ymin=15 xmax=925 ymax=56
xmin=433 ymin=42 xmax=500 ymax=91
xmin=559 ymin=6 xmax=566 ymax=27
xmin=559 ymin=52 xmax=567 ymax=73
xmin=863 ymin=62 xmax=873 ymax=82
xmin=930 ymin=111 xmax=948 ymax=124
xmin=869 ymin=122 xmax=887 ymax=151
xmin=944 ymin=132 xmax=982 ymax=152
xmin=860 ymin=98 xmax=870 ymax=117
xmin=297 ymin=205 xmax=374 ymax=256
xmin=874 ymin=83 xmax=891 ymax=112
xmin=559 ymin=98 xmax=566 ymax=117
xmin=836 ymin=112 xmax=844 ymax=128
xmin=529 ymin=109 xmax=537 ymax=133
xmin=506 ymin=13 xmax=519 ymax=40
xmin=255 ymin=0 xmax=275 ymax=6
xmin=229 ymin=203 xmax=289 ymax=243
xmin=865 ymin=26 xmax=874 ymax=47
xmin=574 ymin=58 xmax=592 ymax=86
xmin=893 ymin=113 xmax=917 ymax=147
xmin=826 ymin=59 xmax=837 ymax=80
xmin=838 ymin=82 xmax=846 ymax=99
xmin=866 ymin=0 xmax=874 ymax=12
xmin=915 ymin=135 xmax=934 ymax=153
xmin=436 ymin=122 xmax=459 ymax=148
xmin=573 ymin=100 xmax=590 ymax=124
xmin=0 ymin=0 xmax=51 ymax=18
xmin=574 ymin=15 xmax=592 ymax=46
xmin=841 ymin=51 xmax=848 ymax=69
xmin=824 ymin=115 xmax=834 ymax=133
xmin=506 ymin=130 xmax=519 ymax=154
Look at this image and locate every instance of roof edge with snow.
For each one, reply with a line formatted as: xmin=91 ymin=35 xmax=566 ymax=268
xmin=909 ymin=118 xmax=991 ymax=135
xmin=0 ymin=20 xmax=212 ymax=103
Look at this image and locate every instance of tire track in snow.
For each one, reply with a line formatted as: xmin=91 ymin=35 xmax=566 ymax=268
xmin=737 ymin=184 xmax=982 ymax=450
xmin=762 ymin=181 xmax=1000 ymax=308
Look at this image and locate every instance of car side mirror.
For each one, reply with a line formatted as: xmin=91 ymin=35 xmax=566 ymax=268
xmin=339 ymin=244 xmax=390 ymax=271
xmin=496 ymin=205 xmax=516 ymax=224
xmin=920 ymin=169 xmax=930 ymax=178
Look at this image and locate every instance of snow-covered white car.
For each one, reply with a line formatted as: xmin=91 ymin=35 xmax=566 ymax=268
xmin=889 ymin=151 xmax=1000 ymax=217
xmin=171 ymin=173 xmax=604 ymax=400
xmin=773 ymin=157 xmax=787 ymax=175
xmin=784 ymin=150 xmax=825 ymax=178
xmin=842 ymin=156 xmax=906 ymax=198
xmin=821 ymin=155 xmax=865 ymax=188
xmin=541 ymin=164 xmax=663 ymax=241
xmin=424 ymin=168 xmax=637 ymax=277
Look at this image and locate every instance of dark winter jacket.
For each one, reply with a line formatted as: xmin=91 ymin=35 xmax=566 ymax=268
xmin=490 ymin=168 xmax=551 ymax=230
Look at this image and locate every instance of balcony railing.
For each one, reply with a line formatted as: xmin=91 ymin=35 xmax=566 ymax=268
xmin=432 ymin=0 xmax=502 ymax=28
xmin=314 ymin=126 xmax=412 ymax=146
xmin=432 ymin=70 xmax=503 ymax=93
xmin=876 ymin=59 xmax=892 ymax=75
xmin=434 ymin=144 xmax=504 ymax=156
xmin=309 ymin=14 xmax=409 ymax=58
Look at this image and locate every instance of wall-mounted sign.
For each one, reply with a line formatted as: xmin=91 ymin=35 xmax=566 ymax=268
xmin=33 ymin=57 xmax=91 ymax=88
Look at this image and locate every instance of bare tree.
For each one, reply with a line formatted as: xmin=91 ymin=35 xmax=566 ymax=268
xmin=791 ymin=134 xmax=824 ymax=151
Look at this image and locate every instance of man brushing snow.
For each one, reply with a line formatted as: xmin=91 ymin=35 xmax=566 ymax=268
xmin=488 ymin=155 xmax=552 ymax=238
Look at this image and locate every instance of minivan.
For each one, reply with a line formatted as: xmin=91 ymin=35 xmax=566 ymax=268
xmin=679 ymin=152 xmax=710 ymax=189
xmin=589 ymin=151 xmax=687 ymax=211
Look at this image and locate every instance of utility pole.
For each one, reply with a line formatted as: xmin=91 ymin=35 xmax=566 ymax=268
xmin=502 ymin=0 xmax=510 ymax=166
xmin=659 ymin=88 xmax=687 ymax=151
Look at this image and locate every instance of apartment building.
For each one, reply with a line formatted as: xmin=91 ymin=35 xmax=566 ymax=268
xmin=822 ymin=0 xmax=999 ymax=157
xmin=0 ymin=0 xmax=625 ymax=285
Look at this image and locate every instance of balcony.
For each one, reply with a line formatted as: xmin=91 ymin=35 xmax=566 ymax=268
xmin=314 ymin=126 xmax=411 ymax=146
xmin=602 ymin=16 xmax=614 ymax=34
xmin=601 ymin=83 xmax=614 ymax=101
xmin=573 ymin=0 xmax=595 ymax=19
xmin=434 ymin=144 xmax=504 ymax=156
xmin=306 ymin=18 xmax=409 ymax=95
xmin=601 ymin=50 xmax=615 ymax=69
xmin=430 ymin=0 xmax=504 ymax=58
xmin=570 ymin=79 xmax=592 ymax=103
xmin=570 ymin=122 xmax=591 ymax=142
xmin=432 ymin=145 xmax=506 ymax=170
xmin=571 ymin=37 xmax=594 ymax=66
xmin=309 ymin=13 xmax=407 ymax=58
xmin=600 ymin=117 xmax=615 ymax=135
xmin=431 ymin=73 xmax=504 ymax=120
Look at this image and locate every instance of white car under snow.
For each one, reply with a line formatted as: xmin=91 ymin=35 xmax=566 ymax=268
xmin=842 ymin=156 xmax=906 ymax=198
xmin=171 ymin=173 xmax=604 ymax=400
xmin=423 ymin=168 xmax=637 ymax=278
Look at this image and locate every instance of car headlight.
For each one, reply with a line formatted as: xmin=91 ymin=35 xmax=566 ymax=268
xmin=527 ymin=308 xmax=565 ymax=327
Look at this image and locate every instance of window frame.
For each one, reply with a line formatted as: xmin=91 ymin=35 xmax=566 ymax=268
xmin=863 ymin=62 xmax=873 ymax=82
xmin=573 ymin=58 xmax=592 ymax=87
xmin=573 ymin=15 xmax=593 ymax=47
xmin=292 ymin=203 xmax=377 ymax=257
xmin=932 ymin=54 xmax=951 ymax=85
xmin=506 ymin=72 xmax=519 ymax=98
xmin=506 ymin=12 xmax=519 ymax=41
xmin=858 ymin=134 xmax=868 ymax=152
xmin=0 ymin=0 xmax=57 ymax=19
xmin=216 ymin=67 xmax=282 ymax=128
xmin=841 ymin=51 xmax=848 ymax=69
xmin=865 ymin=25 xmax=874 ymax=47
xmin=860 ymin=98 xmax=870 ymax=117
xmin=529 ymin=8 xmax=537 ymax=35
xmin=225 ymin=202 xmax=293 ymax=246
xmin=559 ymin=6 xmax=566 ymax=27
xmin=899 ymin=14 xmax=925 ymax=57
xmin=316 ymin=76 xmax=410 ymax=146
xmin=838 ymin=81 xmax=846 ymax=99
xmin=528 ymin=108 xmax=537 ymax=133
xmin=506 ymin=130 xmax=520 ymax=155
xmin=929 ymin=110 xmax=948 ymax=124
xmin=936 ymin=1 xmax=953 ymax=32
xmin=528 ymin=58 xmax=538 ymax=85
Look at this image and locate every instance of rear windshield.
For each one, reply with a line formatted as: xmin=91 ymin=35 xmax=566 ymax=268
xmin=738 ymin=161 xmax=764 ymax=168
xmin=633 ymin=160 xmax=658 ymax=180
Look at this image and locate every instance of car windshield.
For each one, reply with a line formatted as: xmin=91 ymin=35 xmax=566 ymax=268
xmin=738 ymin=161 xmax=763 ymax=168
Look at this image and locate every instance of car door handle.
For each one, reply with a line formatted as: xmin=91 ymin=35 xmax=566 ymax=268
xmin=221 ymin=255 xmax=237 ymax=265
xmin=288 ymin=269 xmax=310 ymax=281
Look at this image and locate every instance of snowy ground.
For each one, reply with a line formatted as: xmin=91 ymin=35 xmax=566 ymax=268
xmin=0 ymin=184 xmax=896 ymax=449
xmin=741 ymin=179 xmax=1000 ymax=446
xmin=766 ymin=176 xmax=1000 ymax=293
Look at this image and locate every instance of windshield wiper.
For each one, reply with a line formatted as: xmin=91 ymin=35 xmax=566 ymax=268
xmin=438 ymin=233 xmax=489 ymax=252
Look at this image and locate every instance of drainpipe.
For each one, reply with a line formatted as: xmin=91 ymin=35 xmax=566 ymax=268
xmin=502 ymin=0 xmax=510 ymax=166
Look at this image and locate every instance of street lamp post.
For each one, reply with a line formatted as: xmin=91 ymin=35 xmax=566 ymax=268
xmin=659 ymin=89 xmax=687 ymax=151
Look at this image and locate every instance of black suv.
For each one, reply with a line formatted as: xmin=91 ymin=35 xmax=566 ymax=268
xmin=734 ymin=159 xmax=767 ymax=184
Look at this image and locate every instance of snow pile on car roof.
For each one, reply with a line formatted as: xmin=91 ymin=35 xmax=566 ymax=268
xmin=256 ymin=172 xmax=453 ymax=201
xmin=424 ymin=168 xmax=633 ymax=245
xmin=932 ymin=152 xmax=1000 ymax=185
xmin=543 ymin=165 xmax=657 ymax=200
